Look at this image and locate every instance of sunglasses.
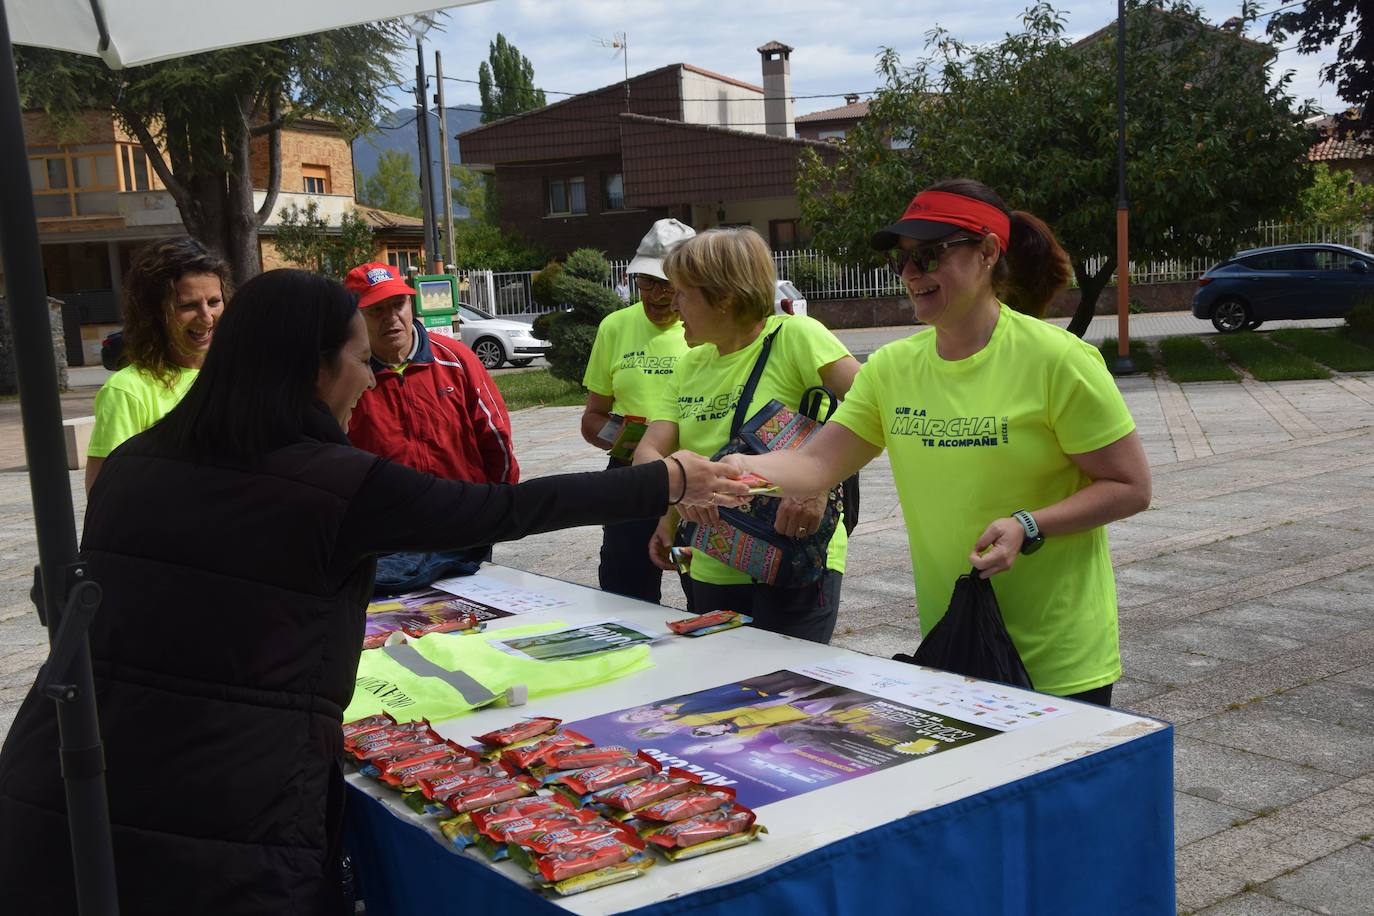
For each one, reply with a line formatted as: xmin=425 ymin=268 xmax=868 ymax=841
xmin=886 ymin=237 xmax=982 ymax=276
xmin=634 ymin=275 xmax=673 ymax=292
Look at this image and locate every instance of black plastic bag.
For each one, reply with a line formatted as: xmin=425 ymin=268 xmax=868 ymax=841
xmin=893 ymin=567 xmax=1034 ymax=690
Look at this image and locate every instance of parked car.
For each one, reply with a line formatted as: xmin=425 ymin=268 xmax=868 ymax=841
xmin=775 ymin=279 xmax=808 ymax=317
xmin=457 ymin=303 xmax=551 ymax=370
xmin=1192 ymin=243 xmax=1374 ymax=333
xmin=101 ymin=329 xmax=125 ymax=370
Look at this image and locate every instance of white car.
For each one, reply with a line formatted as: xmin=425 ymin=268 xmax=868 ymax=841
xmin=775 ymin=280 xmax=808 ymax=317
xmin=456 ymin=303 xmax=551 ymax=370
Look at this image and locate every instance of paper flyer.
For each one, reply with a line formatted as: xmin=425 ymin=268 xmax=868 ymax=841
xmin=599 ymin=413 xmax=648 ymax=462
xmin=491 ymin=619 xmax=659 ymax=662
xmin=431 ymin=573 xmax=572 ymax=614
xmin=363 ymin=588 xmax=511 ymax=646
xmin=565 ymin=666 xmax=1004 ymax=809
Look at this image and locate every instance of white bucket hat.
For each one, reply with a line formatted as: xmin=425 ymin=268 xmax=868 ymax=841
xmin=627 ymin=219 xmax=696 ymax=281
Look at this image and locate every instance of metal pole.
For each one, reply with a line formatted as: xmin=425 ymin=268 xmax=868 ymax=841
xmin=0 ymin=3 xmax=118 ymax=912
xmin=1113 ymin=0 xmax=1136 ymax=375
xmin=414 ymin=38 xmax=440 ymax=273
xmin=434 ymin=51 xmax=456 ymax=269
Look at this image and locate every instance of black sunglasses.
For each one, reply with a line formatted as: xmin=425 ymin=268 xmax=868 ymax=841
xmin=634 ymin=275 xmax=673 ymax=290
xmin=887 ymin=237 xmax=982 ymax=276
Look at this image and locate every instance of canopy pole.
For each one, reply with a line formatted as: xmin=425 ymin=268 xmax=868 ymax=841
xmin=0 ymin=3 xmax=119 ymax=912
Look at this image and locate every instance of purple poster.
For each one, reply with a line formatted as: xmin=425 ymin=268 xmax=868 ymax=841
xmin=565 ymin=669 xmax=1000 ymax=809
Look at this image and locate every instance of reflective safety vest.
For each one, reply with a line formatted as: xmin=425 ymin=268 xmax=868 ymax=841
xmin=344 ymin=622 xmax=654 ymax=723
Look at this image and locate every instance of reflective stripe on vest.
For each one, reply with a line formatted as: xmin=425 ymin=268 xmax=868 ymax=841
xmin=383 ymin=644 xmax=496 ymax=706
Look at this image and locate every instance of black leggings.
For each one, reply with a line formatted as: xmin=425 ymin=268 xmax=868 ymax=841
xmin=1063 ymin=683 xmax=1114 ymax=708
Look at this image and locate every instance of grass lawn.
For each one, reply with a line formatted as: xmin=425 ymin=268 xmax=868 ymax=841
xmin=1158 ymin=336 xmax=1239 ymax=383
xmin=1099 ymin=338 xmax=1155 ymax=376
xmin=1212 ymin=333 xmax=1330 ymax=381
xmin=493 ymin=369 xmax=586 ymax=411
xmin=1268 ymin=328 xmax=1374 ymax=373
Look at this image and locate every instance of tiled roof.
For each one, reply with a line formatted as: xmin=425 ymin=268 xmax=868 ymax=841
xmin=757 ymin=41 xmax=793 ymax=53
xmin=796 ymin=101 xmax=869 ymax=123
xmin=1308 ymin=137 xmax=1374 ymax=162
xmin=681 ymin=64 xmax=763 ymax=94
xmin=355 ymin=205 xmax=424 ymax=230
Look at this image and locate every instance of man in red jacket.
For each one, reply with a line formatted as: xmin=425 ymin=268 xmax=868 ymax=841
xmin=344 ymin=262 xmax=519 ymax=486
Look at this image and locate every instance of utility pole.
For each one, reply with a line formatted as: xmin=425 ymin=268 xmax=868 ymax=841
xmin=434 ymin=50 xmax=457 ymax=270
xmin=1113 ymin=0 xmax=1136 ymax=375
xmin=413 ymin=37 xmax=441 ymax=273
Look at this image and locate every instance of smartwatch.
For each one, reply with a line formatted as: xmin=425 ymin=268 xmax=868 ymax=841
xmin=1012 ymin=510 xmax=1044 ymax=554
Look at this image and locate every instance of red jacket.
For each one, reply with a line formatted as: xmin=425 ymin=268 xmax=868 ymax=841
xmin=348 ymin=322 xmax=519 ymax=484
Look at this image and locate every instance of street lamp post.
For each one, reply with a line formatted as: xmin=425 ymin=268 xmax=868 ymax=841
xmin=407 ymin=16 xmax=442 ymax=273
xmin=1113 ymin=0 xmax=1136 ymax=374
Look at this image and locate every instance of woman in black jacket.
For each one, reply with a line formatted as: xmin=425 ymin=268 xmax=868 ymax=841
xmin=0 ymin=269 xmax=746 ymax=915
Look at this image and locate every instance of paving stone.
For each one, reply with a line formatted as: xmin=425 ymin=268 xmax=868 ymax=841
xmin=1334 ymin=664 xmax=1374 ymax=690
xmin=1195 ymin=891 xmax=1325 ymax=916
xmin=1264 ymin=844 xmax=1374 ymax=914
xmin=1174 ymin=737 xmax=1347 ymax=812
xmin=1112 ymin=676 xmax=1172 ymax=709
xmin=1181 ymin=707 xmax=1374 ymax=777
xmin=1177 ymin=869 xmax=1252 ymax=915
xmin=830 ymin=623 xmax=912 ymax=659
xmin=1327 ymin=804 xmax=1374 ymax=840
xmin=1189 ymin=602 xmax=1369 ymax=645
xmin=1147 ymin=620 xmax=1308 ymax=663
xmin=1267 ymin=827 xmax=1359 ymax=861
xmin=1121 ymin=639 xmax=1241 ymax=687
xmin=1258 ymin=682 xmax=1374 ymax=733
xmin=1176 ymin=790 xmax=1253 ymax=846
xmin=1217 ymin=846 xmax=1308 ymax=884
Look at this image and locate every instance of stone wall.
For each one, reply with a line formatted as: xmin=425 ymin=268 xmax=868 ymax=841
xmin=0 ymin=297 xmax=69 ymax=395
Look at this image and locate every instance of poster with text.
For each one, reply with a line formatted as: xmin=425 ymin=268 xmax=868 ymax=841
xmin=565 ymin=666 xmax=1002 ymax=808
xmin=363 ymin=588 xmax=511 ymax=646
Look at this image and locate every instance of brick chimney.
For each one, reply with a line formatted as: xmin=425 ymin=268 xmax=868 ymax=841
xmin=758 ymin=41 xmax=794 ymax=138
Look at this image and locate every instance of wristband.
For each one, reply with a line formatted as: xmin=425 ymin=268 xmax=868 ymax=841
xmin=1012 ymin=510 xmax=1044 ymax=555
xmin=667 ymin=456 xmax=688 ymax=506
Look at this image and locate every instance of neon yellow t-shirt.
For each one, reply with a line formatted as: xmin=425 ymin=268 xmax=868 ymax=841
xmin=88 ymin=365 xmax=198 ymax=458
xmin=832 ymin=305 xmax=1136 ymax=696
xmin=582 ymin=304 xmax=688 ymax=419
xmin=655 ymin=314 xmax=852 ymax=585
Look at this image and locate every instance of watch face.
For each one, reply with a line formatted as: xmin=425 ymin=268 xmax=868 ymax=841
xmin=1022 ymin=535 xmax=1045 ymax=555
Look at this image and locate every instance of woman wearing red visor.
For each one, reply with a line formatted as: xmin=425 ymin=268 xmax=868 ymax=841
xmin=719 ymin=179 xmax=1150 ymax=706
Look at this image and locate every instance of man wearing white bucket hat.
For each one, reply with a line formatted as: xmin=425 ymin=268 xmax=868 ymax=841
xmin=581 ymin=219 xmax=697 ymax=602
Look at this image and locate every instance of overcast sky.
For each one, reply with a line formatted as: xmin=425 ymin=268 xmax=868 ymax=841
xmin=397 ymin=0 xmax=1346 ymax=119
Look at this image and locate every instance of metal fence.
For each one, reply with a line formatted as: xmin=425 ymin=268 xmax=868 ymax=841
xmin=456 ymin=221 xmax=1374 ymax=313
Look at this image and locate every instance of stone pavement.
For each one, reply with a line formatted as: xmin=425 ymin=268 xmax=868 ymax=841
xmin=4 ymin=359 xmax=1374 ymax=913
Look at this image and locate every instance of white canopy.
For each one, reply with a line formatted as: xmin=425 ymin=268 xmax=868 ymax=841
xmin=5 ymin=0 xmax=489 ymax=68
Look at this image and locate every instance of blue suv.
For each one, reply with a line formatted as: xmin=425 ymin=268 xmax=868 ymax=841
xmin=1192 ymin=243 xmax=1374 ymax=333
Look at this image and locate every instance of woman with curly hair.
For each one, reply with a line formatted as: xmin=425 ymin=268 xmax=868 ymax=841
xmin=86 ymin=238 xmax=231 ymax=490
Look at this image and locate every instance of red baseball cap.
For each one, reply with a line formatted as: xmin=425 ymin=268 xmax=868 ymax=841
xmin=344 ymin=262 xmax=417 ymax=309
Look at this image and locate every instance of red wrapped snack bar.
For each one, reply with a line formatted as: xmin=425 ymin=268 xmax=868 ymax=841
xmin=342 ymin=713 xmax=397 ymax=744
xmin=402 ymin=614 xmax=479 ymax=638
xmin=645 ymin=807 xmax=756 ymax=849
xmin=483 ymin=808 xmax=604 ymax=845
xmin=418 ymin=762 xmax=513 ymax=801
xmin=442 ymin=776 xmax=540 ymax=815
xmin=536 ymin=835 xmax=641 ymax=883
xmin=541 ymin=744 xmax=632 ymax=772
xmin=380 ymin=753 xmax=480 ymax=789
xmin=594 ymin=769 xmax=700 ymax=812
xmin=468 ymin=796 xmax=570 ymax=834
xmin=351 ymin=728 xmax=444 ymax=762
xmin=524 ymin=820 xmax=640 ymax=856
xmin=667 ymin=611 xmax=740 ymax=635
xmin=634 ymin=788 xmax=734 ymax=823
xmin=500 ymin=730 xmax=593 ymax=771
xmin=551 ymin=753 xmax=659 ymax=796
xmin=474 ymin=717 xmax=560 ymax=748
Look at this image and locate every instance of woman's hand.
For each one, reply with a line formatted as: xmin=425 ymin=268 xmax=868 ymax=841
xmin=667 ymin=450 xmax=751 ymax=509
xmin=774 ymin=495 xmax=826 ymax=540
xmin=969 ymin=517 xmax=1026 ymax=578
xmin=677 ymin=502 xmax=720 ymax=526
xmin=648 ymin=513 xmax=679 ymax=572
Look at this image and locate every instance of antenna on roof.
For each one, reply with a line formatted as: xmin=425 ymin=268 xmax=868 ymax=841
xmin=595 ymin=32 xmax=630 ymax=111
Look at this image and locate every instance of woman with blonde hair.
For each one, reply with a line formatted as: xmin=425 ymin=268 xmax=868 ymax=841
xmin=635 ymin=228 xmax=861 ymax=643
xmin=86 ymin=237 xmax=231 ymax=489
xmin=719 ymin=179 xmax=1151 ymax=706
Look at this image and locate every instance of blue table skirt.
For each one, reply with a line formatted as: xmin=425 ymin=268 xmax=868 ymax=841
xmin=344 ymin=725 xmax=1174 ymax=916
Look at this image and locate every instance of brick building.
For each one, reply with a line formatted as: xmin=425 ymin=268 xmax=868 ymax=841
xmin=458 ymin=43 xmax=838 ymax=258
xmin=795 ymin=95 xmax=870 ymax=142
xmin=14 ymin=111 xmax=422 ymax=365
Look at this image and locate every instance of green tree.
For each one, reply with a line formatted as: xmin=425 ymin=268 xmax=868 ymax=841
xmin=535 ymin=249 xmax=621 ymax=383
xmin=797 ymin=1 xmax=1313 ymax=335
xmin=17 ymin=24 xmax=408 ymax=285
xmin=1293 ymin=163 xmax=1374 ymax=226
xmin=358 ymin=150 xmax=421 ymax=218
xmin=450 ymin=222 xmax=548 ymax=271
xmin=451 ymin=163 xmax=496 ymax=224
xmin=273 ymin=202 xmax=377 ymax=280
xmin=478 ymin=34 xmax=547 ymax=123
xmin=1268 ymin=0 xmax=1371 ymax=133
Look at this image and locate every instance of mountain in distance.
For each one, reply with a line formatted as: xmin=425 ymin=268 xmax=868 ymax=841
xmin=351 ymin=104 xmax=484 ymax=218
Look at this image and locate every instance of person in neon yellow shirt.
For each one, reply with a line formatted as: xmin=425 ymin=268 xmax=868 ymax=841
xmin=86 ymin=238 xmax=231 ymax=491
xmin=581 ymin=219 xmax=695 ymax=603
xmin=636 ymin=228 xmax=861 ymax=644
xmin=718 ymin=180 xmax=1152 ymax=706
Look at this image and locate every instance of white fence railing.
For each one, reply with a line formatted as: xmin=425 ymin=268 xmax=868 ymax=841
xmin=456 ymin=221 xmax=1374 ymax=314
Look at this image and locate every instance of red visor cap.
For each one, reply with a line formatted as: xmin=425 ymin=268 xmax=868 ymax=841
xmin=345 ymin=262 xmax=418 ymax=309
xmin=870 ymin=191 xmax=1010 ymax=252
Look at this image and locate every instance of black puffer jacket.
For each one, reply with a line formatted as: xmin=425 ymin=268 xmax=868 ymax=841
xmin=0 ymin=406 xmax=668 ymax=915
